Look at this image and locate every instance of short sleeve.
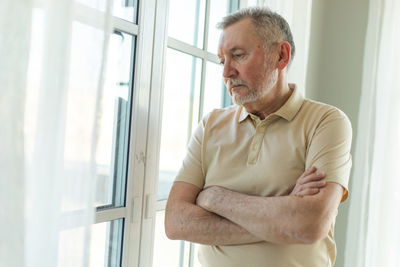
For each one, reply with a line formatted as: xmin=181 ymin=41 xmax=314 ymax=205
xmin=174 ymin=118 xmax=207 ymax=189
xmin=305 ymin=108 xmax=353 ymax=202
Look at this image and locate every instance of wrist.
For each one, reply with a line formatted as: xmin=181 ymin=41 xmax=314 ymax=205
xmin=197 ymin=186 xmax=223 ymax=211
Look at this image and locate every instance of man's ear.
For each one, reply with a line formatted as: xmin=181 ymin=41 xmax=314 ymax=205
xmin=277 ymin=41 xmax=291 ymax=70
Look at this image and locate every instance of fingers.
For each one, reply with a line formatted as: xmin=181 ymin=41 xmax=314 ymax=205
xmin=291 ymin=167 xmax=327 ymax=197
xmin=299 ymin=166 xmax=317 ymax=179
xmin=298 ymin=170 xmax=325 ymax=185
xmin=293 ymin=180 xmax=326 ymax=196
xmin=294 ymin=188 xmax=320 ymax=197
xmin=300 ymin=180 xmax=326 ymax=189
xmin=290 ymin=167 xmax=327 ymax=197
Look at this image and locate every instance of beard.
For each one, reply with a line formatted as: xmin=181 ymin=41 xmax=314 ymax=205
xmin=227 ymin=68 xmax=278 ymax=106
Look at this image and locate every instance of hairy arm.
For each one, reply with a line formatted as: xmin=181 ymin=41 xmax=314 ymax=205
xmin=165 ymin=181 xmax=262 ymax=245
xmin=165 ymin=167 xmax=326 ymax=245
xmin=196 ymin=182 xmax=343 ymax=244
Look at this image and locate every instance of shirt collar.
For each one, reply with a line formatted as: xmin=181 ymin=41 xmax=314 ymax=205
xmin=237 ymin=84 xmax=304 ymax=123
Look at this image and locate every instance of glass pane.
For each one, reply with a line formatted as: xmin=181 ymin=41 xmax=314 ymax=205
xmin=168 ymin=0 xmax=206 ymax=48
xmin=202 ymin=61 xmax=225 ymax=116
xmin=246 ymin=0 xmax=259 ymax=7
xmin=58 ymin=219 xmax=124 ymax=267
xmin=112 ymin=0 xmax=138 ymax=23
xmin=95 ymin=31 xmax=135 ymax=209
xmin=152 ymin=211 xmax=186 ymax=267
xmin=75 ymin=0 xmax=138 ymax=23
xmin=158 ymin=49 xmax=202 ymax=201
xmin=193 ymin=244 xmax=202 ymax=267
xmin=207 ymin=0 xmax=230 ymax=54
xmin=75 ymin=0 xmax=107 ymax=12
xmin=62 ymin=23 xmax=134 ymax=211
xmin=63 ymin=22 xmax=108 ymax=212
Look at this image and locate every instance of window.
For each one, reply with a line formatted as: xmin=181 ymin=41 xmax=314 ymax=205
xmin=90 ymin=28 xmax=136 ymax=267
xmin=153 ymin=1 xmax=238 ymax=266
xmin=55 ymin=2 xmax=140 ymax=267
xmin=47 ymin=1 xmax=159 ymax=266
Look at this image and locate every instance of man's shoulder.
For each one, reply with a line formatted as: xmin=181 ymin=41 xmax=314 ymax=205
xmin=299 ymin=98 xmax=352 ymax=137
xmin=202 ymin=105 xmax=240 ymax=125
xmin=301 ymin=98 xmax=350 ymax=123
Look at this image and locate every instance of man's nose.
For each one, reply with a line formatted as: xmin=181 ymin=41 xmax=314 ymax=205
xmin=222 ymin=60 xmax=238 ymax=79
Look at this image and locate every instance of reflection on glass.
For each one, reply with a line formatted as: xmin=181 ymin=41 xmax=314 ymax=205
xmin=63 ymin=22 xmax=107 ymax=212
xmin=158 ymin=49 xmax=202 ymax=201
xmin=152 ymin=211 xmax=184 ymax=267
xmin=168 ymin=0 xmax=206 ymax=48
xmin=203 ymin=61 xmax=225 ymax=116
xmin=207 ymin=0 xmax=229 ymax=54
xmin=95 ymin=31 xmax=135 ymax=209
xmin=63 ymin=23 xmax=134 ymax=211
xmin=75 ymin=0 xmax=138 ymax=23
xmin=58 ymin=219 xmax=124 ymax=267
xmin=113 ymin=0 xmax=138 ymax=23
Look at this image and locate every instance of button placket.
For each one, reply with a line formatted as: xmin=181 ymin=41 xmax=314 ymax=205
xmin=247 ymin=123 xmax=267 ymax=165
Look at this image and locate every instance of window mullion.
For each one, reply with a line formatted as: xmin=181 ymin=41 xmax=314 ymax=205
xmin=95 ymin=207 xmax=127 ymax=223
xmin=122 ymin=0 xmax=160 ymax=266
xmin=197 ymin=0 xmax=211 ymax=122
xmin=203 ymin=0 xmax=211 ymax=51
xmin=112 ymin=17 xmax=139 ymax=35
xmin=186 ymin=0 xmax=203 ymax=141
xmin=135 ymin=0 xmax=170 ymax=266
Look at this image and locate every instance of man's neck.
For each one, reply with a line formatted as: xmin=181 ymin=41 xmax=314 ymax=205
xmin=243 ymin=83 xmax=293 ymax=120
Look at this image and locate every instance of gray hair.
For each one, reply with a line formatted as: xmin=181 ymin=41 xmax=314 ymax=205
xmin=217 ymin=7 xmax=295 ymax=63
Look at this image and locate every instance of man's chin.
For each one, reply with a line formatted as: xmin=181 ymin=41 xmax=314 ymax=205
xmin=232 ymin=91 xmax=248 ymax=103
xmin=233 ymin=96 xmax=258 ymax=106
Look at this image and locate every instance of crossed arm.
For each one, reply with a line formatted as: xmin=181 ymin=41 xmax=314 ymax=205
xmin=165 ymin=167 xmax=343 ymax=245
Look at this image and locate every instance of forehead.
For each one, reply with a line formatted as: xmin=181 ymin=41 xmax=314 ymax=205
xmin=218 ymin=18 xmax=263 ymax=53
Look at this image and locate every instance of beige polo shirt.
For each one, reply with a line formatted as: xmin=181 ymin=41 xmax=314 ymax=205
xmin=175 ymin=85 xmax=352 ymax=267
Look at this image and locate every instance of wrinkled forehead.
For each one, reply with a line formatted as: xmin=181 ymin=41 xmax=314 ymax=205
xmin=217 ymin=20 xmax=261 ymax=53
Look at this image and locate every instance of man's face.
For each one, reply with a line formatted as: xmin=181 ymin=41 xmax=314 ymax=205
xmin=217 ymin=18 xmax=278 ymax=105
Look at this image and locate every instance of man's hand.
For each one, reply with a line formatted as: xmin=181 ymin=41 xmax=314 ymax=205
xmin=196 ymin=186 xmax=223 ymax=210
xmin=290 ymin=166 xmax=326 ymax=197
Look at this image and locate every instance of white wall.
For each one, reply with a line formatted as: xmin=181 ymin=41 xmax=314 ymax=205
xmin=305 ymin=0 xmax=369 ymax=266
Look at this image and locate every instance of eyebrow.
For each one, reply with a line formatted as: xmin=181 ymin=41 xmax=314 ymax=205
xmin=218 ymin=46 xmax=245 ymax=58
xmin=229 ymin=46 xmax=245 ymax=52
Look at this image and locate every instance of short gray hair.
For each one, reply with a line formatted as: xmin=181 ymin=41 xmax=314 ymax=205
xmin=217 ymin=7 xmax=295 ymax=62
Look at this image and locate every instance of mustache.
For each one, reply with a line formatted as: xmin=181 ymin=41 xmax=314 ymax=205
xmin=226 ymin=79 xmax=248 ymax=88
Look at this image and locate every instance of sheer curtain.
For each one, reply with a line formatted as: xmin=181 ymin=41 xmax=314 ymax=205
xmin=344 ymin=0 xmax=400 ymax=266
xmin=258 ymin=0 xmax=313 ymax=94
xmin=0 ymin=0 xmax=112 ymax=266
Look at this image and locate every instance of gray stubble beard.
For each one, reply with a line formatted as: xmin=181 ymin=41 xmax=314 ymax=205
xmin=230 ymin=68 xmax=278 ymax=106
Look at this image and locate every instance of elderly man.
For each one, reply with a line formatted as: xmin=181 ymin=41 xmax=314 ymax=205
xmin=165 ymin=7 xmax=352 ymax=267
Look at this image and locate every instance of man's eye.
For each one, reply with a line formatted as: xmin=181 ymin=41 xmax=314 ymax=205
xmin=234 ymin=53 xmax=244 ymax=58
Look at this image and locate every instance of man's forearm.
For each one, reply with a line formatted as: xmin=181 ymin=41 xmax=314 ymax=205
xmin=197 ymin=188 xmax=303 ymax=244
xmin=165 ymin=200 xmax=262 ymax=245
xmin=197 ymin=185 xmax=341 ymax=244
